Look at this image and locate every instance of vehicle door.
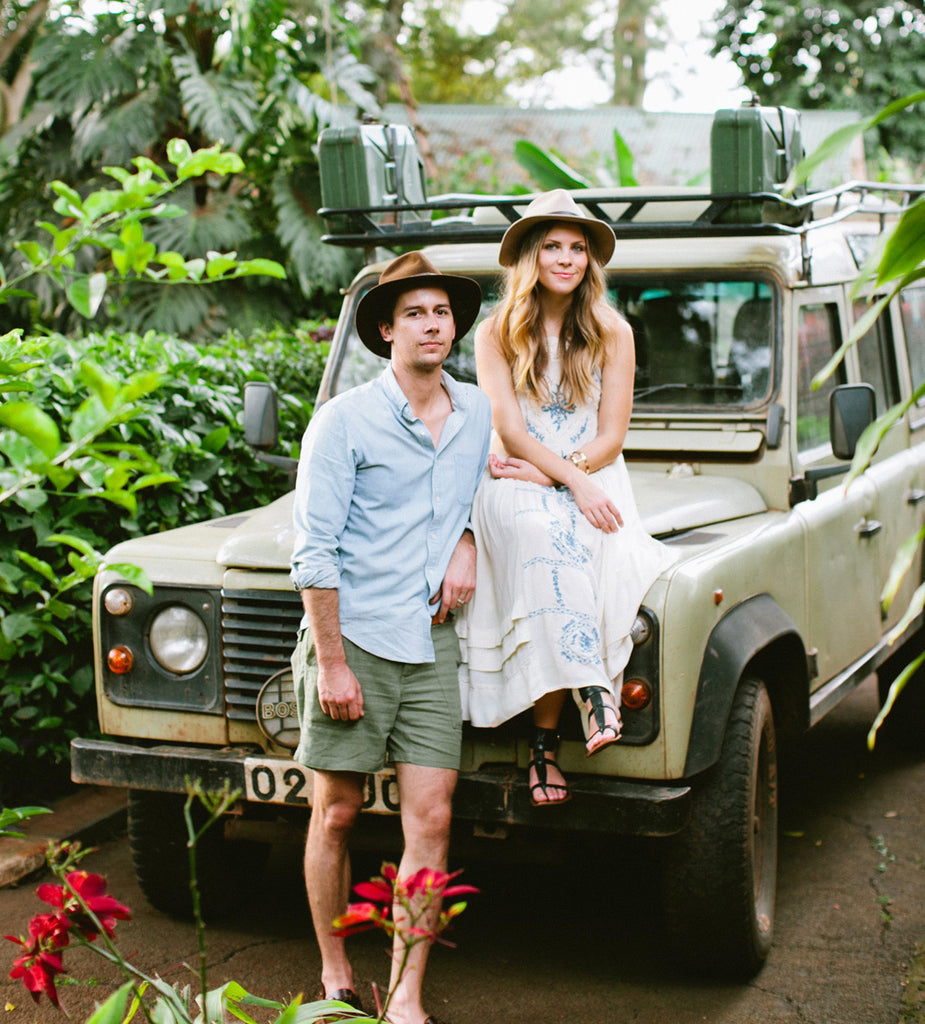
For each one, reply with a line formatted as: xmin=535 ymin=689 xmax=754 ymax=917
xmin=853 ymin=289 xmax=925 ymax=635
xmin=790 ymin=292 xmax=883 ymax=689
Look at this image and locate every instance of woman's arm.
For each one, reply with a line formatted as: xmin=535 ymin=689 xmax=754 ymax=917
xmin=474 ymin=317 xmax=628 ymax=532
xmin=474 ymin=318 xmax=576 ymax=487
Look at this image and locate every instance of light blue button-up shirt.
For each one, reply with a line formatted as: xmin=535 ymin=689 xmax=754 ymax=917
xmin=290 ymin=365 xmax=491 ymax=664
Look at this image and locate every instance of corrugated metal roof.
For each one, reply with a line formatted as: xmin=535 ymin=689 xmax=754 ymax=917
xmin=382 ymin=105 xmax=865 ymax=192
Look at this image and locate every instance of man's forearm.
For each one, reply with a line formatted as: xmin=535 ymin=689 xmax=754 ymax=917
xmin=300 ymin=587 xmax=347 ymax=668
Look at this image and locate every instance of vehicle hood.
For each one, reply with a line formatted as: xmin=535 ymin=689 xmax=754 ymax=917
xmin=629 ymin=467 xmax=767 ymax=539
xmin=107 ymin=472 xmax=766 ymax=572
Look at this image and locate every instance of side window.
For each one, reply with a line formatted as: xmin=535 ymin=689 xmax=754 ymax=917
xmin=900 ymin=286 xmax=925 ymax=408
xmin=854 ymin=298 xmax=899 ymax=414
xmin=797 ymin=303 xmax=845 ymax=453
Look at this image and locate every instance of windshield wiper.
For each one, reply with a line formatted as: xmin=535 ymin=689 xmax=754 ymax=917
xmin=633 ymin=382 xmax=744 ymax=400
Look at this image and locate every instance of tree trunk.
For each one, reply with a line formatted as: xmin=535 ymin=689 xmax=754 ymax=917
xmin=611 ymin=0 xmax=654 ymax=106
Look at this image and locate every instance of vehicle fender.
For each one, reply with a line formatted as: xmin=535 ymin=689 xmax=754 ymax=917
xmin=684 ymin=593 xmax=808 ymax=777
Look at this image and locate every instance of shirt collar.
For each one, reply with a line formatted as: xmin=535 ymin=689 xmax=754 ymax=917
xmin=380 ymin=364 xmax=468 ymax=422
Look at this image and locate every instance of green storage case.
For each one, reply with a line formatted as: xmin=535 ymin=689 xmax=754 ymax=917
xmin=319 ymin=122 xmax=428 ymax=236
xmin=710 ymin=104 xmax=805 ymax=224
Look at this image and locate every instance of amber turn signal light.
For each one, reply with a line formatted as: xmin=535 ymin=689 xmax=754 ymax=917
xmin=621 ymin=678 xmax=651 ymax=710
xmin=107 ymin=645 xmax=134 ymax=674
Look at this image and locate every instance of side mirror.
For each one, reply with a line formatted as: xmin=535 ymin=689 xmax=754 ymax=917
xmin=243 ymin=381 xmax=299 ymax=475
xmin=244 ymin=381 xmax=279 ymax=451
xmin=830 ymin=383 xmax=876 ymax=460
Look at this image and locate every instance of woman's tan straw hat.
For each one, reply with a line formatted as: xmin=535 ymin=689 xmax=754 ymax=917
xmin=355 ymin=251 xmax=482 ymax=358
xmin=498 ymin=188 xmax=616 ymax=268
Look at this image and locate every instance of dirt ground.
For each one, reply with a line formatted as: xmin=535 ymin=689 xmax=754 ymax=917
xmin=1 ymin=677 xmax=922 ymax=1024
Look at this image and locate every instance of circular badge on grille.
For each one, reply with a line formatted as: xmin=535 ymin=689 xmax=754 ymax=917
xmin=256 ymin=668 xmax=301 ymax=749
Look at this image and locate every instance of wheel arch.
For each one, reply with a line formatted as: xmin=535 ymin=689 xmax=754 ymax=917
xmin=684 ymin=593 xmax=809 ymax=777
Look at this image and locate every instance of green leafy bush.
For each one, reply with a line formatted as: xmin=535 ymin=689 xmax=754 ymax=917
xmin=0 ymin=324 xmax=329 ymax=804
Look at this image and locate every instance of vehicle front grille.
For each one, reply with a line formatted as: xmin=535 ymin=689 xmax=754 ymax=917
xmin=221 ymin=589 xmax=303 ymax=721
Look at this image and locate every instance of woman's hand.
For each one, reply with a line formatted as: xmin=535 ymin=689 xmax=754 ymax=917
xmin=569 ymin=473 xmax=624 ymax=532
xmin=488 ymin=453 xmax=554 ymax=486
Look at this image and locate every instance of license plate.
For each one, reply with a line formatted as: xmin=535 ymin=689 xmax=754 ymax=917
xmin=243 ymin=757 xmax=400 ymax=814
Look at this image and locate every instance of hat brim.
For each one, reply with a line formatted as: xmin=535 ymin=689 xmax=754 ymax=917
xmin=355 ymin=272 xmax=483 ymax=359
xmin=498 ymin=212 xmax=616 ymax=268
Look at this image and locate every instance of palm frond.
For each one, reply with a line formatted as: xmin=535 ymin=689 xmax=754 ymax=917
xmin=145 ymin=183 xmax=254 ymax=255
xmin=72 ymin=88 xmax=168 ymax=166
xmin=117 ymin=280 xmax=213 ymax=336
xmin=272 ymin=166 xmax=357 ymax=299
xmin=33 ymin=29 xmax=141 ymax=114
xmin=172 ymin=48 xmax=259 ymax=146
xmin=324 ymin=49 xmax=380 ymax=114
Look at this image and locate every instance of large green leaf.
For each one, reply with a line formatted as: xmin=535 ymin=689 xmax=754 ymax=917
xmin=513 ymin=140 xmax=593 ymax=191
xmin=0 ymin=402 xmax=60 ymax=457
xmin=783 ymin=90 xmax=925 ymax=195
xmin=66 ymin=272 xmax=108 ymax=318
xmin=876 ymin=199 xmax=925 ymax=288
xmin=613 ymin=128 xmax=637 ymax=187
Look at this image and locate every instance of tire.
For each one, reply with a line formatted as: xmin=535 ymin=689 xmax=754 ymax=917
xmin=127 ymin=790 xmax=267 ymax=920
xmin=661 ymin=676 xmax=778 ymax=977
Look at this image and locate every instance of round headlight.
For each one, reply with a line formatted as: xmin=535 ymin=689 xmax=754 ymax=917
xmin=149 ymin=605 xmax=208 ymax=674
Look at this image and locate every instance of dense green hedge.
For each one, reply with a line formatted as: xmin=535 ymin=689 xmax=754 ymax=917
xmin=0 ymin=324 xmax=330 ymax=805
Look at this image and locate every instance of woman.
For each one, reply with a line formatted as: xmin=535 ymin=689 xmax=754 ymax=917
xmin=457 ymin=189 xmax=673 ymax=806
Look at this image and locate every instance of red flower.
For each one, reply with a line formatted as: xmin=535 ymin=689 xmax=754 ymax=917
xmin=28 ymin=913 xmax=71 ymax=950
xmin=402 ymin=867 xmax=479 ymax=901
xmin=6 ymin=934 xmax=67 ymax=1007
xmin=331 ymin=902 xmax=390 ymax=937
xmin=37 ymin=871 xmax=131 ymax=940
xmin=352 ymin=878 xmax=394 ymax=904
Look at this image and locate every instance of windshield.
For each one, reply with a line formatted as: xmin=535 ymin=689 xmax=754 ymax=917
xmin=329 ymin=275 xmax=775 ymax=408
xmin=621 ymin=280 xmax=775 ymax=407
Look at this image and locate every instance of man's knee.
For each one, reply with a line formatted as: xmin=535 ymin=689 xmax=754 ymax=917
xmin=402 ymin=792 xmax=453 ymax=848
xmin=309 ymin=772 xmax=364 ymax=840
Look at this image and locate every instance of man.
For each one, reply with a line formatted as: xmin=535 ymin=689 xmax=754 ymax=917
xmin=290 ymin=251 xmax=491 ymax=1024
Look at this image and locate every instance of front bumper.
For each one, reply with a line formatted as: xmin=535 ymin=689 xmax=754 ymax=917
xmin=71 ymin=736 xmax=690 ymax=838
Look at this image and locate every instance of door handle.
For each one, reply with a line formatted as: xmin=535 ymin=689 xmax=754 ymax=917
xmin=907 ymin=488 xmax=925 ymax=506
xmin=856 ymin=518 xmax=883 ymax=538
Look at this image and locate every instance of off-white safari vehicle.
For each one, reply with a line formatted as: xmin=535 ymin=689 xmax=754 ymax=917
xmin=71 ymin=104 xmax=925 ymax=976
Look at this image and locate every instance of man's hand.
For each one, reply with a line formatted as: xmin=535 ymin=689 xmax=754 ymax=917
xmin=316 ymin=661 xmax=365 ymax=721
xmin=430 ymin=530 xmax=477 ymax=623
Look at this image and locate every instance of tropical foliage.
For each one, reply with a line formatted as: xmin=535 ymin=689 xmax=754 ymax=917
xmin=0 ymin=324 xmax=328 ymax=805
xmin=0 ymin=0 xmax=377 ymax=337
xmin=713 ymin=1 xmax=925 ymax=172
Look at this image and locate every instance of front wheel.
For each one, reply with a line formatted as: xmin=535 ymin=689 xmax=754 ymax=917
xmin=127 ymin=790 xmax=267 ymax=920
xmin=661 ymin=676 xmax=778 ymax=977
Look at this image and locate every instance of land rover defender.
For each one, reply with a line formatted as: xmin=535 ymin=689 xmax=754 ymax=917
xmin=71 ymin=105 xmax=925 ymax=976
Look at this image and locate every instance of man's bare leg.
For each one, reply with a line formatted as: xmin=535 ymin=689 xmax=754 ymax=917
xmin=304 ymin=769 xmax=365 ymax=997
xmin=383 ymin=763 xmax=457 ymax=1024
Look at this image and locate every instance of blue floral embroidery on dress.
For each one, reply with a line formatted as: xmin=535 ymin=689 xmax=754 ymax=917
xmin=560 ymin=616 xmax=603 ymax=665
xmin=540 ymin=393 xmax=571 ymax=429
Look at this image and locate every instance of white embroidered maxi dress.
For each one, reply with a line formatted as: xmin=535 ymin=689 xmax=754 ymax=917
xmin=457 ymin=338 xmax=675 ymax=728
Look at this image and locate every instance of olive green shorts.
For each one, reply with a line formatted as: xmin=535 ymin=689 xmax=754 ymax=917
xmin=290 ymin=620 xmax=462 ymax=774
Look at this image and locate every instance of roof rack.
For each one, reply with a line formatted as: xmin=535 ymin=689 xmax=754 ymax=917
xmin=319 ymin=181 xmax=924 ymax=250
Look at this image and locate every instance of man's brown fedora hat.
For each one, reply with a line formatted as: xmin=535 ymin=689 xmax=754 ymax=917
xmin=355 ymin=251 xmax=482 ymax=359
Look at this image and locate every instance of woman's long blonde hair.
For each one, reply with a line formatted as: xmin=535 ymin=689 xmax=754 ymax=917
xmin=493 ymin=220 xmax=616 ymax=408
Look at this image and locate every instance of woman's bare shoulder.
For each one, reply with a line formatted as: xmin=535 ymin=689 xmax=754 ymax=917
xmin=475 ymin=314 xmax=501 ymax=346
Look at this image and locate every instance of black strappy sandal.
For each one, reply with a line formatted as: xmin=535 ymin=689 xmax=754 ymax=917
xmin=528 ymin=728 xmax=571 ymax=806
xmin=579 ymin=686 xmax=623 ymax=757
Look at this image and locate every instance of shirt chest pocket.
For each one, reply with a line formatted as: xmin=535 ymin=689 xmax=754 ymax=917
xmin=453 ymin=451 xmax=484 ymax=505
